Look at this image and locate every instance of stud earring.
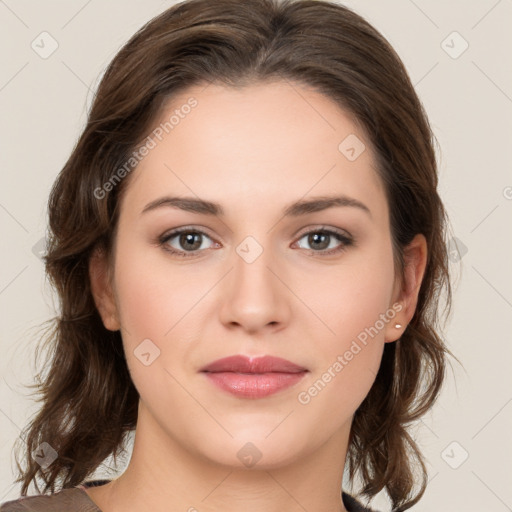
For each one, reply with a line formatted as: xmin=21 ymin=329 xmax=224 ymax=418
xmin=394 ymin=323 xmax=402 ymax=329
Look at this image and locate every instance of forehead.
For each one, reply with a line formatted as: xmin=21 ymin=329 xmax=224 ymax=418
xmin=119 ymin=81 xmax=388 ymax=223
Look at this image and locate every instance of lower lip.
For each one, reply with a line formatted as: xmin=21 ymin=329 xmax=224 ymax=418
xmin=203 ymin=371 xmax=307 ymax=398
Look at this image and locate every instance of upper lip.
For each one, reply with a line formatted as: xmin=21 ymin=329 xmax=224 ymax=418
xmin=200 ymin=355 xmax=307 ymax=374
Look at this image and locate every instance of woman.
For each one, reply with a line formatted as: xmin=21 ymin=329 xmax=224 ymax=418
xmin=1 ymin=0 xmax=456 ymax=511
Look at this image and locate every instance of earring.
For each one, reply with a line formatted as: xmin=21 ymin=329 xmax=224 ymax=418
xmin=394 ymin=323 xmax=402 ymax=329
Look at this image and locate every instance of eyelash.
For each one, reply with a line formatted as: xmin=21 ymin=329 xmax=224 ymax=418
xmin=157 ymin=226 xmax=354 ymax=259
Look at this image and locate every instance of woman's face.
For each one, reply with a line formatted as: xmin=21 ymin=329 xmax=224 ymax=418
xmin=96 ymin=81 xmax=410 ymax=469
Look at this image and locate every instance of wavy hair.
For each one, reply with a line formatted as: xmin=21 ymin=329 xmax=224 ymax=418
xmin=13 ymin=0 xmax=458 ymax=510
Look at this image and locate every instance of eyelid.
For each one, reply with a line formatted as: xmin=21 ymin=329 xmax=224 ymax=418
xmin=159 ymin=224 xmax=217 ymax=240
xmin=159 ymin=224 xmax=352 ymax=242
xmin=294 ymin=224 xmax=352 ymax=240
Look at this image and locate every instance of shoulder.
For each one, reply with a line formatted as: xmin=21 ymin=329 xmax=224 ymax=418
xmin=0 ymin=486 xmax=100 ymax=512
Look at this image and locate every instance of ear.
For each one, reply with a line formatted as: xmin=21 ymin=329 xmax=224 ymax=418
xmin=89 ymin=246 xmax=120 ymax=331
xmin=385 ymin=234 xmax=428 ymax=343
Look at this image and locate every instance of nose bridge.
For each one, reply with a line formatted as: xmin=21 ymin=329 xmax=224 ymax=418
xmin=218 ymin=233 xmax=289 ymax=331
xmin=233 ymin=233 xmax=279 ymax=302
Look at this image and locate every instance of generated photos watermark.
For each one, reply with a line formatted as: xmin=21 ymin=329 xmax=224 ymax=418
xmin=297 ymin=302 xmax=403 ymax=405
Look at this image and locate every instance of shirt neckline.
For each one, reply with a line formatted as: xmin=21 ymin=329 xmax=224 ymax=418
xmin=76 ymin=481 xmax=108 ymax=511
xmin=76 ymin=479 xmax=374 ymax=512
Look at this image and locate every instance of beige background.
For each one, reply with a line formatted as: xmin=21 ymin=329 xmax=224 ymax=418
xmin=1 ymin=1 xmax=511 ymax=510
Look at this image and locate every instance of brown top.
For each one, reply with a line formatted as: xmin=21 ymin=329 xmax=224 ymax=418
xmin=0 ymin=479 xmax=378 ymax=512
xmin=0 ymin=481 xmax=103 ymax=512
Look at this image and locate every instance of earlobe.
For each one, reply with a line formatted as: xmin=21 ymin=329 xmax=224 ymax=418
xmin=385 ymin=234 xmax=428 ymax=343
xmin=89 ymin=247 xmax=120 ymax=331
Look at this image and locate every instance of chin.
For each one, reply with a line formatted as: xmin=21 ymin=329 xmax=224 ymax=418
xmin=192 ymin=428 xmax=312 ymax=471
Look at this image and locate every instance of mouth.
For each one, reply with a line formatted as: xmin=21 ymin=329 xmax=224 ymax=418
xmin=200 ymin=355 xmax=308 ymax=399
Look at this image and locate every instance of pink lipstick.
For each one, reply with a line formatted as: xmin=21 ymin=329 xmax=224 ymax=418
xmin=200 ymin=355 xmax=308 ymax=399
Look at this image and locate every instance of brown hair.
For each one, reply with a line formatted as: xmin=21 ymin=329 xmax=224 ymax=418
xmin=13 ymin=0 xmax=458 ymax=510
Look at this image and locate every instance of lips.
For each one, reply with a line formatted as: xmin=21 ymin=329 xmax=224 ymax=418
xmin=200 ymin=355 xmax=307 ymax=373
xmin=200 ymin=355 xmax=308 ymax=399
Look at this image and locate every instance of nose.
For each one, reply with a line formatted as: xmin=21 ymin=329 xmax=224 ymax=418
xmin=218 ymin=238 xmax=291 ymax=335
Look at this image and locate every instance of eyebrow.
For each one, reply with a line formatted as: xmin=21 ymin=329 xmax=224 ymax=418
xmin=141 ymin=195 xmax=371 ymax=218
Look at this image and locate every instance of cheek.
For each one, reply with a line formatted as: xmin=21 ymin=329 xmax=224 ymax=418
xmin=111 ymin=245 xmax=200 ymax=410
xmin=310 ymin=239 xmax=396 ymax=348
xmin=111 ymin=238 xmax=219 ymax=381
xmin=113 ymin=242 xmax=202 ymax=341
xmin=302 ymin=241 xmax=395 ymax=405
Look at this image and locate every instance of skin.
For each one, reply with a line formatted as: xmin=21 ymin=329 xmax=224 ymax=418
xmin=88 ymin=81 xmax=427 ymax=512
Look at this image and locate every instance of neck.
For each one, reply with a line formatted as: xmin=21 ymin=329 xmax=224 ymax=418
xmin=88 ymin=401 xmax=351 ymax=512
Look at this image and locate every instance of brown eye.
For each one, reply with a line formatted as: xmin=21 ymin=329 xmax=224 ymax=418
xmin=159 ymin=229 xmax=215 ymax=258
xmin=305 ymin=232 xmax=330 ymax=250
xmin=177 ymin=232 xmax=203 ymax=251
xmin=295 ymin=228 xmax=353 ymax=255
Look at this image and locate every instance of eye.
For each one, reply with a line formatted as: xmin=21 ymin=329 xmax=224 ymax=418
xmin=157 ymin=226 xmax=354 ymax=258
xmin=158 ymin=228 xmax=217 ymax=258
xmin=294 ymin=227 xmax=354 ymax=256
